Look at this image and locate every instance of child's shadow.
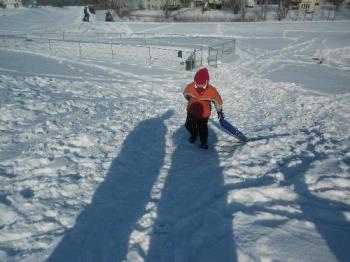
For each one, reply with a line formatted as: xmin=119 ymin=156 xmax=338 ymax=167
xmin=147 ymin=127 xmax=237 ymax=261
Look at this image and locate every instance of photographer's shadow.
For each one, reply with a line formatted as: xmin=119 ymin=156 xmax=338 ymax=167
xmin=48 ymin=111 xmax=173 ymax=262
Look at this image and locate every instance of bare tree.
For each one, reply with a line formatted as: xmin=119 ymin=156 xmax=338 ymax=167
xmin=277 ymin=0 xmax=288 ymax=20
xmin=107 ymin=0 xmax=129 ymax=16
xmin=260 ymin=0 xmax=268 ymax=20
xmin=164 ymin=0 xmax=171 ymax=16
xmin=334 ymin=0 xmax=344 ymax=11
xmin=181 ymin=0 xmax=191 ymax=7
xmin=240 ymin=0 xmax=246 ymax=19
xmin=227 ymin=0 xmax=240 ymax=14
xmin=37 ymin=0 xmax=89 ymax=6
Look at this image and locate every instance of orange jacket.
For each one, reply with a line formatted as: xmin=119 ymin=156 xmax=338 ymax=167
xmin=183 ymin=82 xmax=223 ymax=119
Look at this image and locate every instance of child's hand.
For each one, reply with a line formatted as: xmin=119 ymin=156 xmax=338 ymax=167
xmin=217 ymin=110 xmax=224 ymax=119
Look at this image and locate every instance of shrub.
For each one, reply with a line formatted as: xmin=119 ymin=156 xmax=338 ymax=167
xmin=0 ymin=0 xmax=6 ymax=9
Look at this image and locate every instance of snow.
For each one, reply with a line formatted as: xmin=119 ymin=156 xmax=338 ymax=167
xmin=0 ymin=6 xmax=350 ymax=262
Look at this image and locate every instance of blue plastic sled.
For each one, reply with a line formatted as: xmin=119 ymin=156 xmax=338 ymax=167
xmin=219 ymin=117 xmax=248 ymax=142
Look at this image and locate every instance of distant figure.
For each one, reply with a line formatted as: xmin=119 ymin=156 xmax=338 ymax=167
xmin=83 ymin=7 xmax=90 ymax=22
xmin=105 ymin=10 xmax=114 ymax=22
xmin=183 ymin=67 xmax=224 ymax=149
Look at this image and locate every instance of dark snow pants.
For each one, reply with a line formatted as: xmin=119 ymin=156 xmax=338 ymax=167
xmin=185 ymin=113 xmax=209 ymax=145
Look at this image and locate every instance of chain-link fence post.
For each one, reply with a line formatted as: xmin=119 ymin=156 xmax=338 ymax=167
xmin=48 ymin=39 xmax=52 ymax=55
xmin=148 ymin=46 xmax=152 ymax=65
xmin=78 ymin=41 xmax=82 ymax=57
xmin=111 ymin=44 xmax=114 ymax=60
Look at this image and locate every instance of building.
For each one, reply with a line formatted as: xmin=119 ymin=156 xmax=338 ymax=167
xmin=299 ymin=0 xmax=325 ymax=12
xmin=2 ymin=0 xmax=23 ymax=8
xmin=148 ymin=0 xmax=181 ymax=10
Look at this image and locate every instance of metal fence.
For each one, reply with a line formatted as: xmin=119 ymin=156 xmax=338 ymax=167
xmin=0 ymin=35 xmax=199 ymax=70
xmin=0 ymin=33 xmax=235 ymax=70
xmin=208 ymin=39 xmax=236 ymax=67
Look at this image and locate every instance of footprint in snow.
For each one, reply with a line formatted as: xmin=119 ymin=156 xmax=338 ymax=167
xmin=0 ymin=194 xmax=11 ymax=206
xmin=20 ymin=188 xmax=35 ymax=199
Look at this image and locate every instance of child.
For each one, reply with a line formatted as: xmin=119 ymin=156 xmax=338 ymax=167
xmin=183 ymin=67 xmax=223 ymax=149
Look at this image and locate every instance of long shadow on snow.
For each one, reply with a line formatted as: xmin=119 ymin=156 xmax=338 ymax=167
xmin=277 ymin=129 xmax=350 ymax=261
xmin=48 ymin=111 xmax=173 ymax=262
xmin=224 ymin=128 xmax=350 ymax=260
xmin=147 ymin=127 xmax=237 ymax=262
xmin=230 ymin=128 xmax=350 ymax=260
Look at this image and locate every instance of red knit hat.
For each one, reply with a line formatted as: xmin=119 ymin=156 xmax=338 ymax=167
xmin=194 ymin=67 xmax=209 ymax=89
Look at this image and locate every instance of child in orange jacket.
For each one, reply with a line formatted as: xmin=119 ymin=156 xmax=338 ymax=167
xmin=183 ymin=67 xmax=223 ymax=149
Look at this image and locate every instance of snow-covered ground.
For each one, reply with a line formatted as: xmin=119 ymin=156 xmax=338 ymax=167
xmin=0 ymin=6 xmax=350 ymax=262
